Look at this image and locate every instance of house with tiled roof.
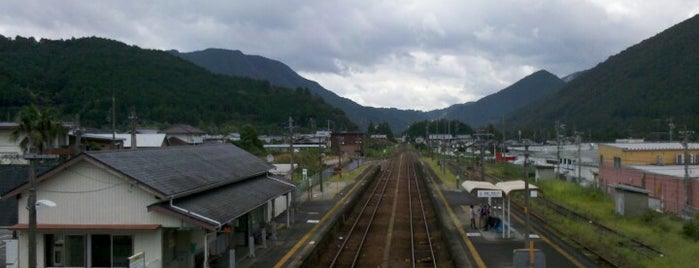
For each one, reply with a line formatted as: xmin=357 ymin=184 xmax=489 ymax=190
xmin=0 ymin=143 xmax=295 ymax=267
xmin=160 ymin=124 xmax=207 ymax=145
xmin=599 ymin=142 xmax=699 ymax=214
xmin=1 ymin=122 xmax=73 ymax=164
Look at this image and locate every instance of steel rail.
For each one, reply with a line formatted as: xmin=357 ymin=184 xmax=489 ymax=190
xmin=329 ymin=158 xmax=395 ymax=267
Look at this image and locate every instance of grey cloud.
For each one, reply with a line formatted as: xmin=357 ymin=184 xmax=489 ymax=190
xmin=0 ymin=0 xmax=697 ymax=110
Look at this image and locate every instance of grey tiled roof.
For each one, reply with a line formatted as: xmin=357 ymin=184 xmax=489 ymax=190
xmin=152 ymin=175 xmax=295 ymax=228
xmin=0 ymin=163 xmax=59 ymax=226
xmin=86 ymin=144 xmax=272 ymax=197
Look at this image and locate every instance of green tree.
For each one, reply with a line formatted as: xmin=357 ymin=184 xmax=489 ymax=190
xmin=233 ymin=124 xmax=264 ymax=154
xmin=11 ymin=104 xmax=64 ymax=154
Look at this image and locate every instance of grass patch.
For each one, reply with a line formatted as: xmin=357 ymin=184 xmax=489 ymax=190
xmin=421 ymin=158 xmax=698 ymax=267
xmin=534 ymin=179 xmax=697 ymax=267
xmin=420 ymin=156 xmax=462 ymax=187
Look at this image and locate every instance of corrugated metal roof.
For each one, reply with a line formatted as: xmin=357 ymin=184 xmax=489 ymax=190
xmin=160 ymin=124 xmax=206 ymax=134
xmin=603 ymin=142 xmax=699 ymax=151
xmin=629 ymin=165 xmax=699 ymax=179
xmin=86 ymin=144 xmax=272 ymax=197
xmin=151 ymin=175 xmax=295 ymax=228
xmin=614 ymin=184 xmax=649 ymax=194
xmin=83 ymin=133 xmax=165 ymax=148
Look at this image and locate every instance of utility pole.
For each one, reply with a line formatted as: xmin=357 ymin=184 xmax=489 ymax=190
xmin=523 ymin=140 xmax=531 ymax=250
xmin=112 ymin=94 xmax=116 ymax=149
xmin=24 ymin=139 xmax=58 ymax=268
xmin=576 ymin=132 xmax=582 ymax=181
xmin=288 ymin=117 xmax=295 ymax=181
xmin=287 ymin=117 xmax=297 ymax=223
xmin=425 ymin=122 xmax=428 ymax=152
xmin=312 ymin=118 xmax=324 ymax=193
xmin=669 ymin=120 xmax=675 ymax=142
xmin=74 ymin=114 xmax=82 ymax=154
xmin=555 ymin=121 xmax=565 ymax=179
xmin=26 ymin=147 xmax=37 ymax=268
xmin=474 ymin=130 xmax=492 ymax=181
xmin=680 ymin=128 xmax=694 ymax=218
xmin=129 ymin=106 xmax=138 ymax=150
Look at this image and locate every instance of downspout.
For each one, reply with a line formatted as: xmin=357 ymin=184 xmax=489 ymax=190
xmin=267 ymin=175 xmax=296 ymax=187
xmin=169 ymin=198 xmax=222 ymax=268
xmin=169 ymin=198 xmax=222 ymax=229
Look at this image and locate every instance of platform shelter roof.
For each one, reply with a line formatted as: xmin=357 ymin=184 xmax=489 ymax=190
xmin=495 ymin=180 xmax=539 ymax=195
xmin=461 ymin=180 xmax=499 ymax=193
xmin=461 ymin=180 xmax=539 ymax=196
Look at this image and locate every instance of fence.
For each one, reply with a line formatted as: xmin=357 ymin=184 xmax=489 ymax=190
xmin=293 ymin=160 xmax=361 ymax=203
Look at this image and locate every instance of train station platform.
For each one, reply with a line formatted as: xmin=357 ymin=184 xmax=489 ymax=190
xmin=232 ymin=168 xmax=371 ymax=268
xmin=230 ymin=163 xmax=527 ymax=268
xmin=229 ymin=159 xmax=592 ymax=268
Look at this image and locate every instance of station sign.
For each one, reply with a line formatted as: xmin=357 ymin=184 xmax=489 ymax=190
xmin=477 ymin=190 xmax=502 ymax=198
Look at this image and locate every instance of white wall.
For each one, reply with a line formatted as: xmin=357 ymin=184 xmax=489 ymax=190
xmin=18 ymin=161 xmax=180 ymax=227
xmin=12 ymin=159 xmax=202 ymax=267
xmin=0 ymin=129 xmax=26 ymax=164
xmin=135 ymin=230 xmax=164 ymax=268
xmin=270 ymin=194 xmax=290 ymax=219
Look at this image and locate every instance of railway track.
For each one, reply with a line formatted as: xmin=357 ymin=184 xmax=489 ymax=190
xmin=317 ymin=151 xmax=451 ymax=268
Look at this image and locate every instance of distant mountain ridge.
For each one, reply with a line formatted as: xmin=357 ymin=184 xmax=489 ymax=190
xmin=427 ymin=70 xmax=565 ymax=127
xmin=508 ymin=14 xmax=699 ymax=140
xmin=172 ymin=49 xmax=564 ymax=132
xmin=0 ymin=36 xmax=358 ymax=133
xmin=170 ymin=49 xmax=429 ymax=132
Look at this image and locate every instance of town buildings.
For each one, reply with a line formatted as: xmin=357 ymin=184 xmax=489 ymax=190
xmin=598 ymin=142 xmax=699 ymax=214
xmin=1 ymin=144 xmax=294 ymax=267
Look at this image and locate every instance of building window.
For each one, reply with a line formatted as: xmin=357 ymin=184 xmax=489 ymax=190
xmin=676 ymin=154 xmax=685 ymax=164
xmin=613 ymin=157 xmax=621 ymax=168
xmin=656 ymin=155 xmax=663 ymax=165
xmin=45 ymin=233 xmax=133 ymax=267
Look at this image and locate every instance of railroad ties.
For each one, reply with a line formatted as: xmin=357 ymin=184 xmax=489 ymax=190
xmin=319 ymin=150 xmax=451 ymax=268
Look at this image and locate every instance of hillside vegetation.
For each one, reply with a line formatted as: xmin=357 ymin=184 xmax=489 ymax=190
xmin=430 ymin=70 xmax=565 ymax=127
xmin=508 ymin=14 xmax=699 ymax=141
xmin=0 ymin=36 xmax=357 ymax=133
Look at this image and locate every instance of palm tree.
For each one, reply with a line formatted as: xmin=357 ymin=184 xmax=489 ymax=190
xmin=10 ymin=104 xmax=63 ymax=268
xmin=11 ymin=104 xmax=64 ymax=155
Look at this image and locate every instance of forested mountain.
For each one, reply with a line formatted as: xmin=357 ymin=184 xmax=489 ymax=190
xmin=0 ymin=36 xmax=357 ymax=133
xmin=171 ymin=48 xmax=429 ymax=132
xmin=507 ymin=14 xmax=699 ymax=141
xmin=426 ymin=70 xmax=565 ymax=127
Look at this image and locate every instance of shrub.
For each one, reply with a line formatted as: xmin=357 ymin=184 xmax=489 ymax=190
xmin=682 ymin=215 xmax=699 ymax=241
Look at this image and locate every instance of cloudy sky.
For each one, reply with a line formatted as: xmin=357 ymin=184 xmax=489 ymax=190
xmin=1 ymin=1 xmax=697 ymax=111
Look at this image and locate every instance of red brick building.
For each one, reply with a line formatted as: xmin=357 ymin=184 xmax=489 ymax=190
xmin=599 ymin=142 xmax=699 ymax=214
xmin=330 ymin=132 xmax=364 ymax=159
